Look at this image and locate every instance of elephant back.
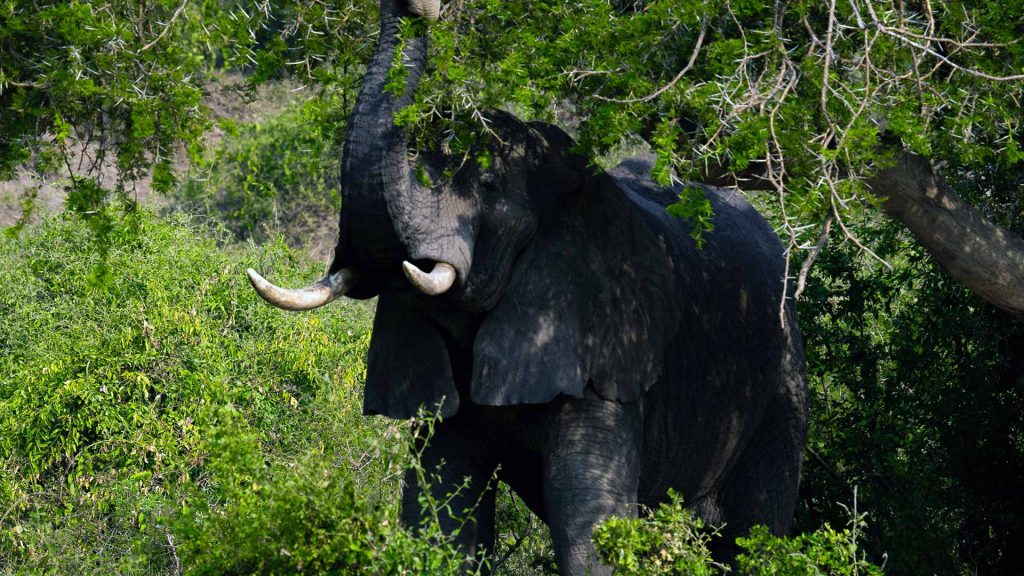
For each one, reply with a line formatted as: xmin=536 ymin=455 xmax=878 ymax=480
xmin=611 ymin=155 xmax=804 ymax=501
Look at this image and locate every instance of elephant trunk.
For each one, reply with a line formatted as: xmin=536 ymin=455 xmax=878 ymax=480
xmin=248 ymin=0 xmax=459 ymax=307
xmin=331 ymin=0 xmax=475 ymax=300
xmin=332 ymin=0 xmax=429 ymax=280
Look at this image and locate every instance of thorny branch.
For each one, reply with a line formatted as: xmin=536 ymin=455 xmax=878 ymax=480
xmin=140 ymin=0 xmax=190 ymax=51
xmin=677 ymin=0 xmax=1019 ymax=317
xmin=594 ymin=19 xmax=708 ymax=104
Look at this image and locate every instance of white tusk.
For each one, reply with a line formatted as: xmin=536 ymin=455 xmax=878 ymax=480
xmin=246 ymin=268 xmax=356 ymax=311
xmin=402 ymin=261 xmax=456 ymax=295
xmin=408 ymin=0 xmax=440 ymax=20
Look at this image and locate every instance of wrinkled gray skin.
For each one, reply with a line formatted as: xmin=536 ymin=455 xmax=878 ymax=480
xmin=261 ymin=1 xmax=807 ymax=573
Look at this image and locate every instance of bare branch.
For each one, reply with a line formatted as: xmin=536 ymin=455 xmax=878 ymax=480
xmin=794 ymin=213 xmax=835 ymax=300
xmin=595 ymin=20 xmax=708 ymax=104
xmin=141 ymin=0 xmax=189 ymax=51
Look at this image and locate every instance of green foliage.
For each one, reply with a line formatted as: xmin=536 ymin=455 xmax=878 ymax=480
xmin=0 ymin=0 xmax=375 ymax=215
xmin=593 ymin=492 xmax=885 ymax=576
xmin=175 ymin=96 xmax=344 ymax=244
xmin=491 ymin=485 xmax=558 ymax=575
xmin=5 ymin=0 xmax=1020 ymax=254
xmin=0 ymin=209 xmax=476 ymax=575
xmin=593 ymin=492 xmax=721 ymax=576
xmin=405 ymin=0 xmax=1024 ymax=253
xmin=795 ymin=203 xmax=1024 ymax=574
xmin=736 ymin=521 xmax=884 ymax=576
xmin=1 ymin=0 xmax=211 ymax=182
xmin=665 ymin=185 xmax=715 ymax=248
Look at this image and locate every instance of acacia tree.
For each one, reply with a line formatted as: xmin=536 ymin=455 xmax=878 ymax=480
xmin=393 ymin=0 xmax=1024 ymax=321
xmin=4 ymin=1 xmax=1021 ymax=316
xmin=0 ymin=0 xmax=375 ymax=229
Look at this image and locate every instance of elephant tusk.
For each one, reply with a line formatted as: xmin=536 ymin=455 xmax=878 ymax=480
xmin=403 ymin=261 xmax=456 ymax=296
xmin=408 ymin=0 xmax=440 ymax=20
xmin=246 ymin=267 xmax=356 ymax=311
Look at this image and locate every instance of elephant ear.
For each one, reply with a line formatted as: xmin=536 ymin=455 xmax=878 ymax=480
xmin=471 ymin=174 xmax=678 ymax=405
xmin=363 ymin=292 xmax=459 ymax=419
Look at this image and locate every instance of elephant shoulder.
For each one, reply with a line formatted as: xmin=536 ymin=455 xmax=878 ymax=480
xmin=610 ymin=156 xmax=786 ymax=279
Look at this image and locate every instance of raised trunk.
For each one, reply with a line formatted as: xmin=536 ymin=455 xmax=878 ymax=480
xmin=867 ymin=152 xmax=1024 ymax=321
xmin=334 ymin=0 xmax=428 ymax=273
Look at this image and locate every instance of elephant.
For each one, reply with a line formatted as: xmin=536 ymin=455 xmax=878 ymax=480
xmin=247 ymin=1 xmax=807 ymax=573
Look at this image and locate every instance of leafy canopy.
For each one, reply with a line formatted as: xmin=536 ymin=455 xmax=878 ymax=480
xmin=4 ymin=0 xmax=1022 ymax=258
xmin=409 ymin=0 xmax=1024 ymax=249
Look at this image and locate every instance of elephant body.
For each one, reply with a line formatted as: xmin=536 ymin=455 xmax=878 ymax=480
xmin=376 ymin=129 xmax=807 ymax=574
xmin=248 ymin=3 xmax=806 ymax=573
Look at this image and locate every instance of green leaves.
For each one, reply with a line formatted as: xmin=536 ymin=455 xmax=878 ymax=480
xmin=593 ymin=492 xmax=885 ymax=575
xmin=736 ymin=521 xmax=884 ymax=576
xmin=174 ymin=97 xmax=343 ymax=244
xmin=0 ymin=210 xmax=385 ymax=574
xmin=593 ymin=492 xmax=721 ymax=576
xmin=666 ymin=185 xmax=715 ymax=247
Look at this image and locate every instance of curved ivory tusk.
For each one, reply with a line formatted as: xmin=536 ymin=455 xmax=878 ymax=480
xmin=408 ymin=0 xmax=440 ymax=20
xmin=403 ymin=261 xmax=456 ymax=296
xmin=246 ymin=267 xmax=356 ymax=311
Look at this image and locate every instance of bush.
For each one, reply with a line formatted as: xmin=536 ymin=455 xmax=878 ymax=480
xmin=174 ymin=96 xmax=344 ymax=247
xmin=0 ymin=209 xmax=475 ymax=574
xmin=593 ymin=492 xmax=885 ymax=576
xmin=795 ymin=217 xmax=1024 ymax=575
xmin=593 ymin=492 xmax=721 ymax=576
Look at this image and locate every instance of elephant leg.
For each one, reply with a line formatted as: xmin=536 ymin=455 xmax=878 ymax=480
xmin=542 ymin=393 xmax=642 ymax=576
xmin=401 ymin=421 xmax=499 ymax=572
xmin=713 ymin=394 xmax=805 ymax=564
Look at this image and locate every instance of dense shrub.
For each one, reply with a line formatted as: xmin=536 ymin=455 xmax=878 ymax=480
xmin=594 ymin=493 xmax=884 ymax=576
xmin=174 ymin=96 xmax=344 ymax=246
xmin=796 ymin=218 xmax=1024 ymax=575
xmin=0 ymin=209 xmax=476 ymax=574
xmin=593 ymin=492 xmax=721 ymax=576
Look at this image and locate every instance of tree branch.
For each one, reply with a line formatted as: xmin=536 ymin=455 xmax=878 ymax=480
xmin=868 ymin=152 xmax=1024 ymax=321
xmin=593 ymin=20 xmax=707 ymax=104
xmin=694 ymin=153 xmax=1024 ymax=320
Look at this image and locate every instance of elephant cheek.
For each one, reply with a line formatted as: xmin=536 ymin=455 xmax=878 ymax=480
xmin=458 ymin=195 xmax=537 ymax=312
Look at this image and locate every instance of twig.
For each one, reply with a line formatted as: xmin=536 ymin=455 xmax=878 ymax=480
xmin=794 ymin=213 xmax=834 ymax=300
xmin=166 ymin=532 xmax=182 ymax=576
xmin=860 ymin=0 xmax=1024 ymax=81
xmin=831 ymin=198 xmax=893 ymax=270
xmin=594 ymin=20 xmax=708 ymax=104
xmin=141 ymin=0 xmax=189 ymax=51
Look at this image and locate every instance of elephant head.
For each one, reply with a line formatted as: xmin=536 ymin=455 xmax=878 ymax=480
xmin=248 ymin=0 xmax=678 ymax=419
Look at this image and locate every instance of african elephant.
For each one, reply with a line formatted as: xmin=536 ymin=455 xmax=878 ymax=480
xmin=247 ymin=1 xmax=807 ymax=573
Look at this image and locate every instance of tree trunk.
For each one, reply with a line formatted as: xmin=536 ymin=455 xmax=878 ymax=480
xmin=867 ymin=152 xmax=1024 ymax=321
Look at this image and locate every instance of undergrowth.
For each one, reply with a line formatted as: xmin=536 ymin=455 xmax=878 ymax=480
xmin=173 ymin=97 xmax=343 ymax=247
xmin=0 ymin=208 xmax=887 ymax=575
xmin=0 ymin=209 xmax=475 ymax=574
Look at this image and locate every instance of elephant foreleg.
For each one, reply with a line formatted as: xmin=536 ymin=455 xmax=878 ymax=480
xmin=401 ymin=422 xmax=498 ymax=573
xmin=542 ymin=393 xmax=642 ymax=576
